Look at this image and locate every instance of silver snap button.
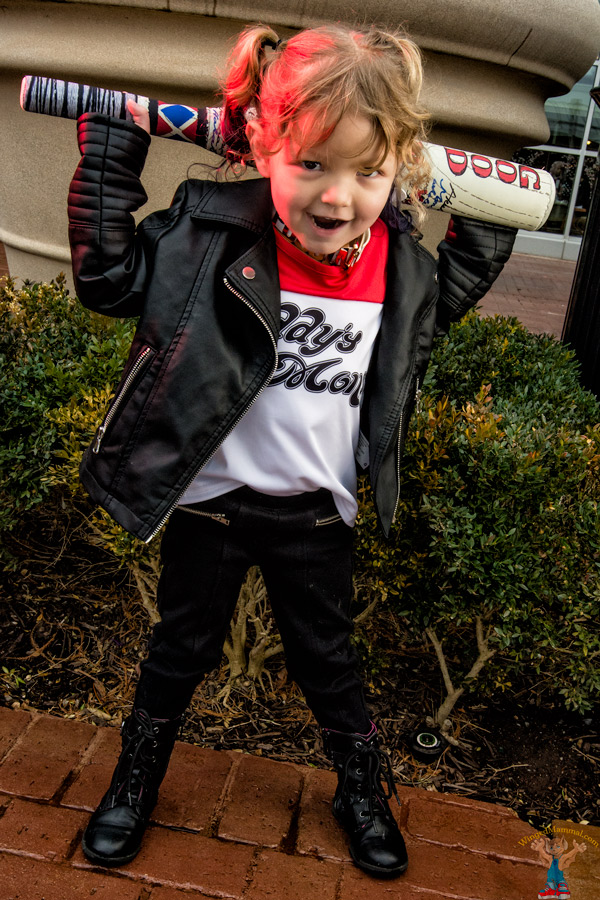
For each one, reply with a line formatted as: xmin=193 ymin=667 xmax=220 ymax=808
xmin=434 ymin=272 xmax=439 ymax=283
xmin=242 ymin=266 xmax=256 ymax=280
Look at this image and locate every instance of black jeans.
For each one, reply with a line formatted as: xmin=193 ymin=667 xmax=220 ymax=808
xmin=135 ymin=486 xmax=371 ymax=733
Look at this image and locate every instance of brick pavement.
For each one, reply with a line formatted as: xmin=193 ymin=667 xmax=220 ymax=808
xmin=1 ymin=708 xmax=599 ymax=900
xmin=476 ymin=252 xmax=576 ymax=338
xmin=0 ymin=243 xmax=8 ymax=280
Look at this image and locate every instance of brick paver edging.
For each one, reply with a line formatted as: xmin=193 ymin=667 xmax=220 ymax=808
xmin=4 ymin=707 xmax=597 ymax=900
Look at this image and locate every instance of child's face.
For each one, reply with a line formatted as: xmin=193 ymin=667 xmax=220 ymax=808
xmin=252 ymin=114 xmax=398 ymax=257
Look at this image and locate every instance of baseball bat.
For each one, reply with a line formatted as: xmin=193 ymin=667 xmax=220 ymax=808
xmin=20 ymin=75 xmax=555 ymax=231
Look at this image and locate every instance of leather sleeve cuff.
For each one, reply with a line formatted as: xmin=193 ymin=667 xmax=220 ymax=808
xmin=76 ymin=112 xmax=151 ymax=173
xmin=436 ymin=215 xmax=517 ymax=324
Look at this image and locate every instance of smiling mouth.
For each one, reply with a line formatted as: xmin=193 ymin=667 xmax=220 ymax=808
xmin=310 ymin=214 xmax=348 ymax=230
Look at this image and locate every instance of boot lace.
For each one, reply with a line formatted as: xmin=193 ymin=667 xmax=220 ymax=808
xmin=108 ymin=709 xmax=165 ymax=810
xmin=340 ymin=742 xmax=401 ymax=833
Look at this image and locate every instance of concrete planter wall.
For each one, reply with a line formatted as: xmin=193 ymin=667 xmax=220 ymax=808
xmin=1 ymin=0 xmax=599 ymax=282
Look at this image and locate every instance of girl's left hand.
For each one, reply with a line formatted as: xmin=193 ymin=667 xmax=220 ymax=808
xmin=126 ymin=99 xmax=150 ymax=134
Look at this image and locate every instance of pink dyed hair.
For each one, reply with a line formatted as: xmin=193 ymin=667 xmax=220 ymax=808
xmin=220 ymin=23 xmax=431 ymax=225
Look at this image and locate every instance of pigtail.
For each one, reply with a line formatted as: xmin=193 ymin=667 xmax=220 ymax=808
xmin=359 ymin=29 xmax=431 ymax=229
xmin=221 ymin=24 xmax=281 ymax=161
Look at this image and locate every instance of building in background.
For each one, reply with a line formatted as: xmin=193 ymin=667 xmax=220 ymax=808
xmin=515 ymin=57 xmax=600 ymax=260
xmin=1 ymin=0 xmax=600 ymax=284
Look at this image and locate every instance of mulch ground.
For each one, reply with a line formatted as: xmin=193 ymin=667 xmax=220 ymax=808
xmin=1 ymin=499 xmax=598 ymax=832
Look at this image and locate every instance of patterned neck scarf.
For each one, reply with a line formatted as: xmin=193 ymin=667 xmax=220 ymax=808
xmin=273 ymin=213 xmax=371 ymax=270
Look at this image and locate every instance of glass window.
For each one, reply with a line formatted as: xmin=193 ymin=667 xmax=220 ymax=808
xmin=544 ymin=65 xmax=597 ymax=149
xmin=513 ymin=148 xmax=579 ymax=234
xmin=570 ymin=155 xmax=599 ymax=236
xmin=587 ymin=102 xmax=600 ymax=152
xmin=512 ymin=60 xmax=598 ymax=248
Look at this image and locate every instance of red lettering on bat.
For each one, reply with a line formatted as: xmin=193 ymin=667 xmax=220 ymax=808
xmin=442 ymin=148 xmax=541 ymax=192
xmin=519 ymin=165 xmax=541 ymax=190
xmin=496 ymin=160 xmax=518 ymax=184
xmin=445 ymin=148 xmax=468 ymax=176
xmin=471 ymin=154 xmax=493 ymax=178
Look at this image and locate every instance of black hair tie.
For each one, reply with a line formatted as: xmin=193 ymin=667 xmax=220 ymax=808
xmin=261 ymin=38 xmax=281 ymax=51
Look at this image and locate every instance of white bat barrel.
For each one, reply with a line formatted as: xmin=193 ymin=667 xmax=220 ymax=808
xmin=422 ymin=143 xmax=556 ymax=231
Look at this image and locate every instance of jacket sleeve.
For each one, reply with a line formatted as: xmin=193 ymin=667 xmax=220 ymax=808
xmin=435 ymin=215 xmax=517 ymax=336
xmin=68 ymin=112 xmax=152 ymax=317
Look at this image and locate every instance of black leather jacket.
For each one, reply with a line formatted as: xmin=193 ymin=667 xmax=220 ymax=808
xmin=68 ymin=114 xmax=516 ymax=542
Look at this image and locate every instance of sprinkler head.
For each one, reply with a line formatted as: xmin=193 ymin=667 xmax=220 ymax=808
xmin=407 ymin=726 xmax=448 ymax=761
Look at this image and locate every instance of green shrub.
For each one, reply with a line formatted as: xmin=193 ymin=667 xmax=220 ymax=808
xmin=355 ymin=311 xmax=600 ymax=718
xmin=425 ymin=311 xmax=600 ymax=431
xmin=0 ymin=276 xmax=134 ymax=552
xmin=3 ymin=278 xmax=599 ymax=717
xmin=0 ymin=276 xmax=282 ymax=671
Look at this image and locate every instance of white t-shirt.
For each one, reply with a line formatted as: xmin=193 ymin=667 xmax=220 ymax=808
xmin=180 ymin=219 xmax=389 ymax=525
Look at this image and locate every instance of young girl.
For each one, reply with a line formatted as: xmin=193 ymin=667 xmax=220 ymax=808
xmin=68 ymin=23 xmax=516 ymax=878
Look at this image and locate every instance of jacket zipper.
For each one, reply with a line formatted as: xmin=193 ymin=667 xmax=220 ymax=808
xmin=93 ymin=346 xmax=155 ymax=454
xmin=144 ymin=277 xmax=278 ymax=543
xmin=391 ymin=376 xmax=421 ymax=525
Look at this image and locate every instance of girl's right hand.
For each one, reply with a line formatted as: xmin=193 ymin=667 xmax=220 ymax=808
xmin=126 ymin=99 xmax=150 ymax=134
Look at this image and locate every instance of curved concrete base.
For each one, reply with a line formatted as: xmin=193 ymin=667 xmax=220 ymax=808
xmin=1 ymin=0 xmax=599 ymax=284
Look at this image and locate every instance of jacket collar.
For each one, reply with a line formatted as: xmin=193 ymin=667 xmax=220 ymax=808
xmin=190 ymin=177 xmax=274 ymax=234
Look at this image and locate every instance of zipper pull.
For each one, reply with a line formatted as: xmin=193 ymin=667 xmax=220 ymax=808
xmin=92 ymin=424 xmax=106 ymax=454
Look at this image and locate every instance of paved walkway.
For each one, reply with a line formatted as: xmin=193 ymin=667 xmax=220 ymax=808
xmin=0 ymin=243 xmax=9 ymax=280
xmin=476 ymin=253 xmax=576 ymax=338
xmin=2 ymin=250 xmax=597 ymax=899
xmin=1 ymin=707 xmax=599 ymax=900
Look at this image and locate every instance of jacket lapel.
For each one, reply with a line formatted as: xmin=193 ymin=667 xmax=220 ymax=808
xmin=191 ymin=178 xmax=281 ymax=336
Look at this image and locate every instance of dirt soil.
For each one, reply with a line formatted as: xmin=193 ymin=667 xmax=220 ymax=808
xmin=1 ymin=503 xmax=598 ymax=831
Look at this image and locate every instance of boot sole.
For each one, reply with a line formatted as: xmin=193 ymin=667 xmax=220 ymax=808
xmin=332 ymin=807 xmax=408 ymax=878
xmin=350 ymin=846 xmax=409 ymax=879
xmin=81 ymin=833 xmax=141 ymax=868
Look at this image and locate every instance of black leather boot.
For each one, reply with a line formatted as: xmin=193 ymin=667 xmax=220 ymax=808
xmin=323 ymin=725 xmax=408 ymax=878
xmin=82 ymin=708 xmax=181 ymax=866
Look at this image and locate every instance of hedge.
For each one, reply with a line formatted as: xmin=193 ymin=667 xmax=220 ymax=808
xmin=2 ymin=277 xmax=599 ymax=717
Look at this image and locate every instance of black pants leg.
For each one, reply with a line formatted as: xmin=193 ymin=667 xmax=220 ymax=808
xmin=255 ymin=508 xmax=370 ymax=732
xmin=135 ymin=488 xmax=370 ymax=733
xmin=135 ymin=495 xmax=252 ymax=716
